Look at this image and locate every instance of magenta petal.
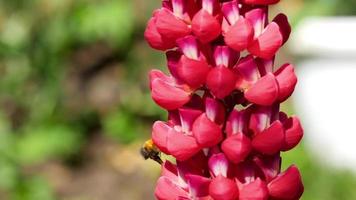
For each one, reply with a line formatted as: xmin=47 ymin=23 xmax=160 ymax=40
xmin=208 ymin=153 xmax=229 ymax=177
xmin=248 ymin=22 xmax=283 ymax=59
xmin=179 ymin=108 xmax=203 ymax=133
xmin=275 ymin=63 xmax=298 ymax=102
xmin=144 ymin=16 xmax=175 ymax=50
xmin=273 ymin=13 xmax=291 ymax=44
xmin=253 ymin=155 xmax=281 ymax=182
xmin=252 ymin=120 xmax=285 ymax=155
xmin=214 ymin=46 xmax=240 ymax=68
xmin=206 ymin=66 xmax=237 ymax=99
xmin=166 ymin=50 xmax=183 ymax=79
xmin=152 ymin=121 xmax=172 ymax=154
xmin=282 ymin=116 xmax=304 ymax=151
xmin=234 ymin=55 xmax=260 ymax=90
xmin=221 ymin=0 xmax=240 ymax=25
xmin=155 ymin=176 xmax=188 ymax=200
xmin=205 ymin=97 xmax=225 ymax=124
xmin=221 ymin=133 xmax=252 ymax=164
xmin=225 ymin=17 xmax=254 ymax=51
xmin=156 ymin=8 xmax=191 ymax=42
xmin=242 ymin=0 xmax=280 ymax=5
xmin=178 ymin=55 xmax=210 ymax=88
xmin=186 ymin=174 xmax=211 ymax=198
xmin=209 ymin=175 xmax=239 ymax=200
xmin=151 ymin=78 xmax=191 ymax=110
xmin=249 ymin=106 xmax=273 ymax=134
xmin=192 ymin=10 xmax=221 ymax=43
xmin=245 ymin=8 xmax=267 ymax=37
xmin=193 ymin=114 xmax=223 ymax=148
xmin=177 ymin=35 xmax=200 ymax=60
xmin=161 ymin=161 xmax=179 ymax=181
xmin=167 ymin=132 xmax=200 ymax=161
xmin=245 ymin=73 xmax=279 ymax=106
xmin=225 ymin=109 xmax=248 ymax=137
xmin=239 ymin=178 xmax=268 ymax=200
xmin=268 ymin=165 xmax=304 ymax=200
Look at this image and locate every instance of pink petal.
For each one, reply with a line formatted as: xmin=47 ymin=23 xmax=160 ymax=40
xmin=249 ymin=106 xmax=272 ymax=134
xmin=225 ymin=109 xmax=248 ymax=137
xmin=225 ymin=17 xmax=254 ymax=51
xmin=239 ymin=178 xmax=268 ymax=200
xmin=156 ymin=8 xmax=191 ymax=42
xmin=209 ymin=175 xmax=239 ymax=200
xmin=255 ymin=57 xmax=274 ymax=76
xmin=205 ymin=97 xmax=225 ymax=124
xmin=221 ymin=0 xmax=240 ymax=25
xmin=252 ymin=120 xmax=285 ymax=155
xmin=161 ymin=161 xmax=179 ymax=180
xmin=179 ymin=108 xmax=203 ymax=133
xmin=206 ymin=66 xmax=237 ymax=99
xmin=177 ymin=55 xmax=211 ymax=88
xmin=151 ymin=78 xmax=191 ymax=110
xmin=167 ymin=132 xmax=200 ymax=161
xmin=234 ymin=55 xmax=260 ymax=90
xmin=192 ymin=114 xmax=223 ymax=148
xmin=155 ymin=176 xmax=189 ymax=200
xmin=282 ymin=116 xmax=304 ymax=151
xmin=274 ymin=63 xmax=298 ymax=102
xmin=268 ymin=165 xmax=304 ymax=200
xmin=186 ymin=174 xmax=211 ymax=198
xmin=242 ymin=0 xmax=280 ymax=5
xmin=245 ymin=8 xmax=267 ymax=37
xmin=177 ymin=35 xmax=199 ymax=60
xmin=192 ymin=10 xmax=221 ymax=43
xmin=248 ymin=22 xmax=283 ymax=59
xmin=273 ymin=13 xmax=291 ymax=44
xmin=152 ymin=121 xmax=172 ymax=154
xmin=245 ymin=73 xmax=279 ymax=106
xmin=144 ymin=16 xmax=175 ymax=50
xmin=214 ymin=46 xmax=240 ymax=68
xmin=221 ymin=133 xmax=252 ymax=164
xmin=208 ymin=153 xmax=229 ymax=177
xmin=166 ymin=50 xmax=183 ymax=79
xmin=253 ymin=155 xmax=281 ymax=182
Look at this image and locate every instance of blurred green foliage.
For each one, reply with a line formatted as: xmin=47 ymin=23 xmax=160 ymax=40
xmin=0 ymin=0 xmax=355 ymax=199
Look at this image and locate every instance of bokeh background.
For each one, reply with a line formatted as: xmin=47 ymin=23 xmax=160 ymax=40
xmin=0 ymin=0 xmax=355 ymax=200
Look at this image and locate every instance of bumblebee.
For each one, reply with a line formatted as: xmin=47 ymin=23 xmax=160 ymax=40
xmin=140 ymin=139 xmax=163 ymax=165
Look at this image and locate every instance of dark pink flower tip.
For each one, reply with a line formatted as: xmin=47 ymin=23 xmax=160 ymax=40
xmin=239 ymin=178 xmax=269 ymax=200
xmin=274 ymin=63 xmax=298 ymax=102
xmin=209 ymin=175 xmax=239 ymax=200
xmin=221 ymin=133 xmax=252 ymax=164
xmin=193 ymin=114 xmax=223 ymax=148
xmin=253 ymin=155 xmax=281 ymax=182
xmin=155 ymin=8 xmax=191 ymax=42
xmin=177 ymin=55 xmax=211 ymax=89
xmin=248 ymin=22 xmax=283 ymax=59
xmin=155 ymin=176 xmax=188 ymax=200
xmin=225 ymin=17 xmax=254 ymax=51
xmin=252 ymin=120 xmax=285 ymax=155
xmin=282 ymin=116 xmax=304 ymax=151
xmin=167 ymin=131 xmax=200 ymax=161
xmin=245 ymin=73 xmax=279 ymax=106
xmin=186 ymin=174 xmax=211 ymax=198
xmin=205 ymin=97 xmax=225 ymax=124
xmin=234 ymin=55 xmax=260 ymax=90
xmin=206 ymin=66 xmax=237 ymax=99
xmin=144 ymin=17 xmax=175 ymax=50
xmin=225 ymin=109 xmax=248 ymax=137
xmin=192 ymin=10 xmax=221 ymax=43
xmin=242 ymin=0 xmax=280 ymax=5
xmin=273 ymin=13 xmax=291 ymax=44
xmin=268 ymin=165 xmax=304 ymax=200
xmin=166 ymin=50 xmax=182 ymax=79
xmin=161 ymin=161 xmax=179 ymax=180
xmin=208 ymin=153 xmax=229 ymax=177
xmin=214 ymin=46 xmax=240 ymax=68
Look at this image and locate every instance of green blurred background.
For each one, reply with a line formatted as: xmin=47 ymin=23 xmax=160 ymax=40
xmin=0 ymin=0 xmax=355 ymax=199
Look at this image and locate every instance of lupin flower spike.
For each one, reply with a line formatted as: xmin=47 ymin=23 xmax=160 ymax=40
xmin=144 ymin=0 xmax=304 ymax=199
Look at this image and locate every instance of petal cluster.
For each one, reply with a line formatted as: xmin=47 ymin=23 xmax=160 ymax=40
xmin=145 ymin=0 xmax=304 ymax=199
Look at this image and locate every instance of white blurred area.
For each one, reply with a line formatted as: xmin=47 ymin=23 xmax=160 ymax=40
xmin=292 ymin=17 xmax=356 ymax=171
